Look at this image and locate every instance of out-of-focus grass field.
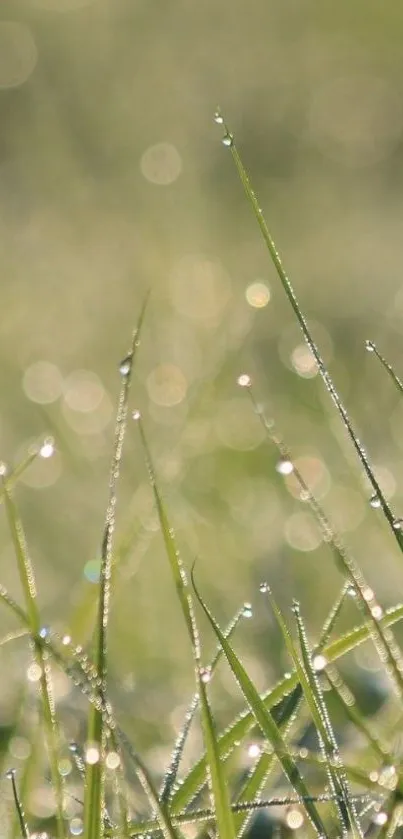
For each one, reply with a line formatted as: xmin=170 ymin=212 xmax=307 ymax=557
xmin=1 ymin=0 xmax=403 ymax=783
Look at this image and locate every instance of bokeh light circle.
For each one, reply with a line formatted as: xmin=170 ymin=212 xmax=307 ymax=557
xmin=140 ymin=142 xmax=182 ymax=185
xmin=0 ymin=22 xmax=37 ymax=89
xmin=146 ymin=363 xmax=187 ymax=407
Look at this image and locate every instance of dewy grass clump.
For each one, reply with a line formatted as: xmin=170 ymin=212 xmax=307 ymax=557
xmin=1 ymin=115 xmax=403 ymax=838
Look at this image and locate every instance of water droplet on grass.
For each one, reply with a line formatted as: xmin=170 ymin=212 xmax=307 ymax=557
xmin=312 ymin=654 xmax=327 ymax=672
xmin=213 ymin=109 xmax=223 ymax=124
xmin=199 ymin=666 xmax=211 ymax=683
xmin=84 ymin=743 xmax=100 ymax=765
xmin=242 ymin=602 xmax=253 ymax=618
xmin=132 ymin=409 xmax=141 ymax=421
xmin=370 ymin=494 xmax=381 ymax=508
xmin=276 ymin=458 xmax=294 ymax=475
xmin=119 ymin=355 xmax=132 ymax=376
xmin=0 ymin=462 xmax=8 ymax=477
xmin=39 ymin=626 xmax=50 ymax=640
xmin=347 ymin=584 xmax=357 ymax=597
xmin=393 ymin=518 xmax=403 ymax=530
xmin=237 ymin=373 xmax=251 ymax=388
xmin=259 ymin=582 xmax=269 ymax=593
xmin=222 ymin=133 xmax=233 ymax=147
xmin=247 ymin=742 xmax=261 ymax=758
xmin=39 ymin=437 xmax=55 ymax=458
xmin=365 ymin=340 xmax=376 ymax=353
xmin=5 ymin=768 xmax=16 ymax=780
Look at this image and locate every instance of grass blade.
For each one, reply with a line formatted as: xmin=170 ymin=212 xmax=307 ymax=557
xmin=191 ymin=570 xmax=328 ymax=837
xmin=137 ymin=418 xmax=236 ymax=839
xmin=1 ymin=479 xmax=65 ymax=839
xmin=218 ymin=112 xmax=403 ymax=551
xmin=83 ymin=293 xmax=149 ymax=839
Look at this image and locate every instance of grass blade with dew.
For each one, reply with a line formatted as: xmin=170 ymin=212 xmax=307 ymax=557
xmin=104 ymin=793 xmax=376 ymax=838
xmin=240 ymin=379 xmax=403 ymax=696
xmin=216 ymin=110 xmax=403 ymax=553
xmin=294 ymin=600 xmax=362 ymax=837
xmin=6 ymin=769 xmax=30 ymax=839
xmin=365 ymin=340 xmax=403 ymax=399
xmin=324 ymin=667 xmax=394 ymax=766
xmin=160 ymin=605 xmax=246 ymax=804
xmin=170 ymin=600 xmax=403 ymax=814
xmin=191 ymin=570 xmax=328 ymax=837
xmin=234 ymin=583 xmax=354 ymax=838
xmin=267 ymin=590 xmax=360 ymax=837
xmin=136 ymin=416 xmax=236 ymax=839
xmin=83 ymin=292 xmax=150 ymax=839
xmin=1 ymin=475 xmax=65 ymax=839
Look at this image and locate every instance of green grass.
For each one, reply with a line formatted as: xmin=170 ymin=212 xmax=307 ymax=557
xmin=2 ymin=115 xmax=403 ymax=838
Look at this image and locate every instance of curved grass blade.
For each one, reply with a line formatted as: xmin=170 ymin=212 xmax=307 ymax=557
xmin=267 ymin=591 xmax=359 ymax=837
xmin=161 ymin=606 xmax=245 ymax=804
xmin=245 ymin=384 xmax=403 ymax=697
xmin=365 ymin=341 xmax=403 ymax=398
xmin=6 ymin=769 xmax=30 ymax=839
xmin=137 ymin=418 xmax=236 ymax=839
xmin=294 ymin=600 xmax=362 ymax=837
xmin=84 ymin=292 xmax=150 ymax=839
xmin=170 ymin=601 xmax=403 ymax=813
xmin=1 ymin=479 xmax=65 ymax=839
xmin=191 ymin=571 xmax=328 ymax=837
xmin=217 ymin=112 xmax=403 ymax=552
xmin=325 ymin=667 xmax=393 ymax=765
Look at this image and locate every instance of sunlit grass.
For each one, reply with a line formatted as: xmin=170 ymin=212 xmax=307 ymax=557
xmin=2 ymin=119 xmax=403 ymax=839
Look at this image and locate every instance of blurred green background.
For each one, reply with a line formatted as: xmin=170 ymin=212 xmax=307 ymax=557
xmin=1 ymin=0 xmax=403 ymax=828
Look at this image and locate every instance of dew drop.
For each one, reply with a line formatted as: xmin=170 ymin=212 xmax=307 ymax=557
xmin=199 ymin=666 xmax=211 ymax=684
xmin=312 ymin=654 xmax=327 ymax=672
xmin=247 ymin=742 xmax=261 ymax=758
xmin=69 ymin=742 xmax=78 ymax=754
xmin=371 ymin=604 xmax=383 ymax=620
xmin=84 ymin=743 xmax=100 ymax=765
xmin=222 ymin=133 xmax=233 ymax=148
xmin=213 ymin=109 xmax=223 ymax=124
xmin=70 ymin=817 xmax=84 ymax=836
xmin=242 ymin=602 xmax=253 ymax=618
xmin=0 ymin=462 xmax=8 ymax=477
xmin=62 ymin=634 xmax=71 ymax=646
xmin=39 ymin=437 xmax=55 ymax=459
xmin=39 ymin=626 xmax=50 ymax=640
xmin=347 ymin=584 xmax=357 ymax=598
xmin=373 ymin=812 xmax=388 ymax=826
xmin=5 ymin=768 xmax=16 ymax=780
xmin=132 ymin=409 xmax=141 ymax=421
xmin=276 ymin=458 xmax=294 ymax=476
xmin=365 ymin=340 xmax=376 ymax=353
xmin=119 ymin=355 xmax=132 ymax=377
xmin=393 ymin=517 xmax=403 ymax=530
xmin=237 ymin=373 xmax=251 ymax=388
xmin=370 ymin=494 xmax=381 ymax=508
xmin=105 ymin=751 xmax=120 ymax=770
xmin=259 ymin=582 xmax=269 ymax=593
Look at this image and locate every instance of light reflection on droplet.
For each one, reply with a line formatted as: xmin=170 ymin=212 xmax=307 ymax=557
xmin=69 ymin=817 xmax=84 ymax=835
xmin=213 ymin=109 xmax=223 ymax=124
xmin=276 ymin=458 xmax=294 ymax=476
xmin=27 ymin=662 xmax=42 ymax=682
xmin=245 ymin=281 xmax=271 ymax=309
xmin=105 ymin=751 xmax=120 ymax=770
xmin=140 ymin=142 xmax=182 ymax=185
xmin=0 ymin=22 xmax=37 ymax=89
xmin=247 ymin=743 xmax=261 ymax=758
xmin=199 ymin=667 xmax=211 ymax=684
xmin=312 ymin=654 xmax=327 ymax=672
xmin=242 ymin=602 xmax=253 ymax=619
xmin=39 ymin=438 xmax=55 ymax=459
xmin=286 ymin=808 xmax=304 ymax=830
xmin=237 ymin=373 xmax=251 ymax=388
xmin=132 ymin=409 xmax=141 ymax=421
xmin=23 ymin=361 xmax=63 ymax=405
xmin=16 ymin=441 xmax=61 ymax=489
xmin=146 ymin=364 xmax=187 ymax=407
xmin=373 ymin=812 xmax=388 ymax=826
xmin=222 ymin=133 xmax=233 ymax=147
xmin=84 ymin=744 xmax=100 ymax=765
xmin=291 ymin=343 xmax=318 ymax=378
xmin=83 ymin=559 xmax=101 ymax=584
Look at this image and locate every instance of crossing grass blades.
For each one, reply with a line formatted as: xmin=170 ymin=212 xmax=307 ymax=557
xmin=1 ymin=115 xmax=403 ymax=838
